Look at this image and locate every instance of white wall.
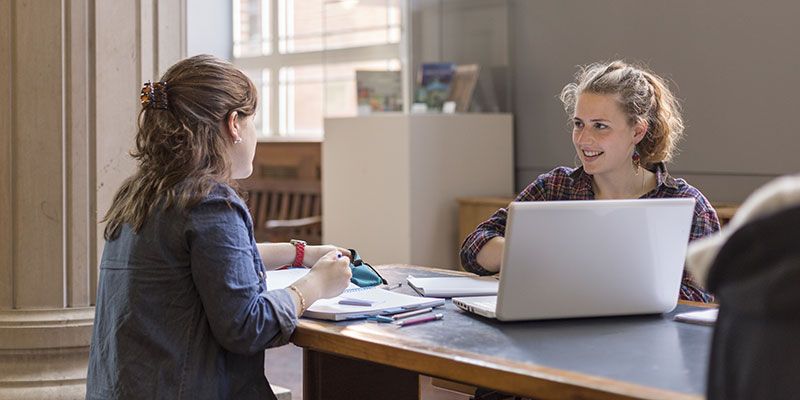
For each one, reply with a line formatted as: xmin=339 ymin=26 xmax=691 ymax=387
xmin=509 ymin=0 xmax=800 ymax=203
xmin=187 ymin=0 xmax=232 ymax=59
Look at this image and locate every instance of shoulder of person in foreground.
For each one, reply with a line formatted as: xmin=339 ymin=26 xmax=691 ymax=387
xmin=686 ymin=174 xmax=800 ymax=286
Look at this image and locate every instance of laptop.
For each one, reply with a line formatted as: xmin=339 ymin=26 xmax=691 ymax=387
xmin=453 ymin=198 xmax=695 ymax=321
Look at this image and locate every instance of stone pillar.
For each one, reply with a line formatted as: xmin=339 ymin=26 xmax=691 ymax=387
xmin=0 ymin=1 xmax=185 ymax=398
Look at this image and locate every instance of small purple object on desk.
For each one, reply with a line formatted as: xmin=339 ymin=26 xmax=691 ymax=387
xmin=395 ymin=313 xmax=444 ymax=327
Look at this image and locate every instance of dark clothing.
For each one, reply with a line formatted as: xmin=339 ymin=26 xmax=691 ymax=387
xmin=87 ymin=184 xmax=297 ymax=400
xmin=706 ymin=204 xmax=800 ymax=400
xmin=460 ymin=163 xmax=720 ymax=302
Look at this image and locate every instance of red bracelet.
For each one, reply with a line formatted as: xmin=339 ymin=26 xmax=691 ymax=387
xmin=290 ymin=239 xmax=306 ymax=268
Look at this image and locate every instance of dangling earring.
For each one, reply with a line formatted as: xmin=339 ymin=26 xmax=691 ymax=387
xmin=573 ymin=154 xmax=582 ymax=169
xmin=632 ymin=148 xmax=641 ymax=175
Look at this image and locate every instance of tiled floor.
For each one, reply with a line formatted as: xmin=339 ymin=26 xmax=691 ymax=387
xmin=265 ymin=344 xmax=304 ymax=400
xmin=264 ymin=344 xmax=474 ymax=400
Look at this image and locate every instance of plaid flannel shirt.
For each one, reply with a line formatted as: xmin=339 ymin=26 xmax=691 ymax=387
xmin=459 ymin=163 xmax=720 ymax=303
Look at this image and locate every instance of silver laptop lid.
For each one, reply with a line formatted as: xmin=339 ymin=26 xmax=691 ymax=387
xmin=495 ymin=198 xmax=695 ymax=321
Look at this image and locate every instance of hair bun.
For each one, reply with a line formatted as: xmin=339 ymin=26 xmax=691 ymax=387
xmin=140 ymin=81 xmax=169 ymax=109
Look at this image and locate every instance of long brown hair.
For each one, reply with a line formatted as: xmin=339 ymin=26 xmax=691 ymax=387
xmin=103 ymin=54 xmax=257 ymax=240
xmin=559 ymin=60 xmax=685 ymax=168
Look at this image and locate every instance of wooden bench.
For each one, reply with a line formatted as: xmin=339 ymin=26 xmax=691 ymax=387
xmin=240 ymin=179 xmax=322 ymax=244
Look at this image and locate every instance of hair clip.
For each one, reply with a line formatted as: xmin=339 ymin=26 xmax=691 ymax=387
xmin=140 ymin=81 xmax=169 ymax=109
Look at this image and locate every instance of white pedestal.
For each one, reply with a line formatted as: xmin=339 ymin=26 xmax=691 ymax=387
xmin=323 ymin=114 xmax=513 ymax=269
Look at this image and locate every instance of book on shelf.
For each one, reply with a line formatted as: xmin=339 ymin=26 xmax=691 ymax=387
xmin=415 ymin=62 xmax=456 ymax=111
xmin=471 ymin=65 xmax=505 ymax=113
xmin=355 ymin=70 xmax=402 ymax=114
xmin=447 ymin=64 xmax=480 ymax=112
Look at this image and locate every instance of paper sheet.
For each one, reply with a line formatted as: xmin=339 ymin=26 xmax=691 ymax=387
xmin=673 ymin=309 xmax=718 ymax=326
xmin=406 ymin=275 xmax=499 ymax=298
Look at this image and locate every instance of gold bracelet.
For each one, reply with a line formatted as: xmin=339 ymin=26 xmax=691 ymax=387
xmin=288 ymin=285 xmax=306 ymax=314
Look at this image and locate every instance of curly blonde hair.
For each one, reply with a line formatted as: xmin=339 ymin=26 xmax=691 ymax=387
xmin=559 ymin=60 xmax=684 ymax=168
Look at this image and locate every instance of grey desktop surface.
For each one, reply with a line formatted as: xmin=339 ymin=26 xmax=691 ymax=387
xmin=333 ymin=266 xmax=711 ymax=396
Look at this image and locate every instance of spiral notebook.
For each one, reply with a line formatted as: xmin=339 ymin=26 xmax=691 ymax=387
xmin=266 ymin=269 xmax=445 ymax=321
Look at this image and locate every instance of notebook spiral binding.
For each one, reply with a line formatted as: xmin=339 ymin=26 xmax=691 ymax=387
xmin=344 ymin=286 xmax=375 ymax=293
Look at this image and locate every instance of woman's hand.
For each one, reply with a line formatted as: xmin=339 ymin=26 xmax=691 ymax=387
xmin=303 ymin=245 xmax=351 ymax=267
xmin=292 ymin=250 xmax=352 ymax=306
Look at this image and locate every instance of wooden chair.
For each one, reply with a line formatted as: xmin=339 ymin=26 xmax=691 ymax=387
xmin=240 ymin=179 xmax=322 ymax=244
xmin=712 ymin=202 xmax=739 ymax=227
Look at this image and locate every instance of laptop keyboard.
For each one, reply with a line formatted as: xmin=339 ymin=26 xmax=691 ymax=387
xmin=475 ymin=299 xmax=497 ymax=310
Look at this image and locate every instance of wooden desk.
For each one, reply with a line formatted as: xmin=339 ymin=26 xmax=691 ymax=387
xmin=291 ymin=265 xmax=714 ymax=400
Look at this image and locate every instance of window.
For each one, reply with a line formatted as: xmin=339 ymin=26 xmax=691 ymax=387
xmin=233 ymin=0 xmax=403 ymax=139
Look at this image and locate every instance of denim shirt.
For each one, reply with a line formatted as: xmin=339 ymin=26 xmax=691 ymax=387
xmin=87 ymin=184 xmax=297 ymax=400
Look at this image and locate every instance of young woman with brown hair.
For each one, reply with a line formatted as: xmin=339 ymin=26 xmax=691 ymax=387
xmin=460 ymin=60 xmax=720 ymax=303
xmin=86 ymin=55 xmax=352 ymax=400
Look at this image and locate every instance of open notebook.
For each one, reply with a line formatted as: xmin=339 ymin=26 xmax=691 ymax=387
xmin=266 ymin=269 xmax=445 ymax=321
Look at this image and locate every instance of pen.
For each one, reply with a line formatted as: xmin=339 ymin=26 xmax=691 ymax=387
xmin=390 ymin=307 xmax=433 ymax=320
xmin=338 ymin=298 xmax=373 ymax=306
xmin=374 ymin=307 xmax=433 ymax=323
xmin=395 ymin=313 xmax=444 ymax=327
xmin=382 ymin=282 xmax=402 ymax=291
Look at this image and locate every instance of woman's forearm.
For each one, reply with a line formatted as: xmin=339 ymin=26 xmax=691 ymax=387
xmin=475 ymin=236 xmax=505 ymax=273
xmin=257 ymin=242 xmax=297 ymax=269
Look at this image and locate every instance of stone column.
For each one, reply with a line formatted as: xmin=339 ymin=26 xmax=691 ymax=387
xmin=0 ymin=1 xmax=185 ymax=398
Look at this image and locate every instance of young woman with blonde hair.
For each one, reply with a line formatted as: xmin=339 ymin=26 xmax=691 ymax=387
xmin=86 ymin=55 xmax=352 ymax=400
xmin=460 ymin=60 xmax=719 ymax=302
